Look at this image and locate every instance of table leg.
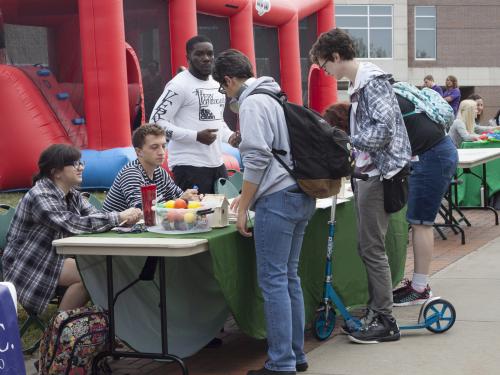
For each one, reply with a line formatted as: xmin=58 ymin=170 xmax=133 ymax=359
xmin=433 ymin=184 xmax=465 ymax=245
xmin=457 ymin=163 xmax=499 ymax=225
xmin=91 ymin=256 xmax=189 ymax=375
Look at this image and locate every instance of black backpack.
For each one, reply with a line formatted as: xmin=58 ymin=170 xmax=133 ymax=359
xmin=250 ymin=90 xmax=354 ymax=198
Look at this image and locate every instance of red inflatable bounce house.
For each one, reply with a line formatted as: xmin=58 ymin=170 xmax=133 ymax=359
xmin=0 ymin=0 xmax=337 ymax=190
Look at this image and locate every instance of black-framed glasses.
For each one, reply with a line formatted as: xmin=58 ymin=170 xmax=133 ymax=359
xmin=319 ymin=59 xmax=329 ymax=72
xmin=66 ymin=160 xmax=85 ymax=169
xmin=218 ymin=82 xmax=227 ymax=95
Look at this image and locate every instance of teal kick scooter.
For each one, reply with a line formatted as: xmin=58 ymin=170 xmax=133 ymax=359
xmin=313 ymin=191 xmax=457 ymax=341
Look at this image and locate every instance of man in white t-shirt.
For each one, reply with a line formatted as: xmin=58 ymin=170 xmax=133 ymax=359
xmin=150 ymin=35 xmax=240 ymax=194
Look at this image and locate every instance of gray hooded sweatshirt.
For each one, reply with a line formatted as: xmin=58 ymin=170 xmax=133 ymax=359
xmin=238 ymin=76 xmax=296 ymax=208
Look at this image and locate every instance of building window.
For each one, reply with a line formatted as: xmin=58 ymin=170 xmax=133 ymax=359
xmin=335 ymin=5 xmax=393 ymax=59
xmin=415 ymin=6 xmax=436 ymax=60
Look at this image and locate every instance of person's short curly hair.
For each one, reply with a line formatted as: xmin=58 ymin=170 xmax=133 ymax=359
xmin=323 ymin=102 xmax=351 ymax=135
xmin=132 ymin=123 xmax=166 ymax=148
xmin=213 ymin=49 xmax=254 ymax=84
xmin=309 ymin=28 xmax=356 ymax=65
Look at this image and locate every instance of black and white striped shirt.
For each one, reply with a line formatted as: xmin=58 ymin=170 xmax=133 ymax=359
xmin=102 ymin=159 xmax=183 ymax=212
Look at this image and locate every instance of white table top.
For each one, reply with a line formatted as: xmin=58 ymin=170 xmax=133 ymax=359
xmin=54 ymin=182 xmax=355 ymax=257
xmin=457 ymin=148 xmax=500 ymax=169
xmin=53 ymin=236 xmax=208 ymax=257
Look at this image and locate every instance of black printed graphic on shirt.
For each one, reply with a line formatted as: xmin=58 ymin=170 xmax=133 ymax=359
xmin=195 ymin=88 xmax=225 ymax=121
xmin=151 ymin=89 xmax=178 ymax=123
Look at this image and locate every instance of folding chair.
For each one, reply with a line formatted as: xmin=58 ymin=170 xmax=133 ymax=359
xmin=0 ymin=204 xmax=16 ymax=281
xmin=227 ymin=169 xmax=243 ymax=194
xmin=81 ymin=191 xmax=103 ymax=210
xmin=214 ymin=178 xmax=240 ymax=199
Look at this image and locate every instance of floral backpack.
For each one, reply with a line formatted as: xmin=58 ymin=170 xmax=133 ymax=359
xmin=38 ymin=305 xmax=109 ymax=375
xmin=393 ymin=81 xmax=455 ymax=131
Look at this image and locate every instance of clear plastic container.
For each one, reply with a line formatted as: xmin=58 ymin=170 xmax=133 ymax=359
xmin=154 ymin=206 xmax=210 ymax=232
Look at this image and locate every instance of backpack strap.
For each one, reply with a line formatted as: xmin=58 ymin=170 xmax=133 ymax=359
xmin=402 ymin=110 xmax=419 ymax=118
xmin=247 ymin=89 xmax=297 ymax=179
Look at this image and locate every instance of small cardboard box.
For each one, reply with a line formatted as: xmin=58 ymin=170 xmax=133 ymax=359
xmin=202 ymin=194 xmax=229 ymax=228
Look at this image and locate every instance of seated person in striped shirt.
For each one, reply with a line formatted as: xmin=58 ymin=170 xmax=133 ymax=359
xmin=102 ymin=124 xmax=198 ymax=212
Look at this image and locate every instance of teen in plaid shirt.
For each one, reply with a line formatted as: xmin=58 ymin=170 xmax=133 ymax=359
xmin=310 ymin=28 xmax=411 ymax=344
xmin=2 ymin=145 xmax=141 ymax=315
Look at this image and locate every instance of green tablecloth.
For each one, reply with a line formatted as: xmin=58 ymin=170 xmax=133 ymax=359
xmin=457 ymin=142 xmax=500 ymax=206
xmin=81 ymin=199 xmax=408 ymax=340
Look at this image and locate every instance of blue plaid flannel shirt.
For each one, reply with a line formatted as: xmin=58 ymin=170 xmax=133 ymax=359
xmin=350 ymin=77 xmax=411 ymax=176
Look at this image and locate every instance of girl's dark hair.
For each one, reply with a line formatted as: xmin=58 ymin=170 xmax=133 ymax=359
xmin=33 ymin=144 xmax=81 ymax=185
xmin=323 ymin=102 xmax=351 ymax=135
xmin=468 ymin=93 xmax=483 ymax=121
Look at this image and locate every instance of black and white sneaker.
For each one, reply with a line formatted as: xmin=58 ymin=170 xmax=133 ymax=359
xmin=341 ymin=308 xmax=377 ymax=335
xmin=348 ymin=314 xmax=400 ymax=344
xmin=393 ymin=283 xmax=432 ymax=307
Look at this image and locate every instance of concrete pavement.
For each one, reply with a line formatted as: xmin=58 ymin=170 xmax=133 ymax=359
xmin=306 ymin=236 xmax=500 ymax=375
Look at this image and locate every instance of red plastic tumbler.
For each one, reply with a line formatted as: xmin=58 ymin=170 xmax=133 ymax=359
xmin=140 ymin=184 xmax=157 ymax=226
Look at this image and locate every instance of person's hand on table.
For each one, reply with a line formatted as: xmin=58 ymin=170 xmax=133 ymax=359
xmin=181 ymin=189 xmax=199 ymax=201
xmin=119 ymin=207 xmax=142 ymax=226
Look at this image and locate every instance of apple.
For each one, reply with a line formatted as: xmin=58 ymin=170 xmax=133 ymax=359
xmin=165 ymin=200 xmax=175 ymax=208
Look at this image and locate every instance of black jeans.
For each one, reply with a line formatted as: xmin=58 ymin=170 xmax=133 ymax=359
xmin=172 ymin=164 xmax=228 ymax=194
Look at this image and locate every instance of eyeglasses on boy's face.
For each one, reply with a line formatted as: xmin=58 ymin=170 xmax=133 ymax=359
xmin=66 ymin=160 xmax=85 ymax=169
xmin=218 ymin=82 xmax=227 ymax=95
xmin=319 ymin=59 xmax=329 ymax=72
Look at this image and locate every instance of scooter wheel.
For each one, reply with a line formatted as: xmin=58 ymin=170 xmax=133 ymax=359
xmin=424 ymin=298 xmax=456 ymax=334
xmin=313 ymin=307 xmax=336 ymax=341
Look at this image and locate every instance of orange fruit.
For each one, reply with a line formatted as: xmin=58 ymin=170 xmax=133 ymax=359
xmin=174 ymin=198 xmax=187 ymax=209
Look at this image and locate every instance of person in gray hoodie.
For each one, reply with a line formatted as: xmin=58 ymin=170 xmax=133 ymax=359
xmin=310 ymin=29 xmax=411 ymax=344
xmin=213 ymin=49 xmax=315 ymax=375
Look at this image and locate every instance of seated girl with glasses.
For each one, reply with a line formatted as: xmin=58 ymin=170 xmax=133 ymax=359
xmin=1 ymin=144 xmax=142 ymax=315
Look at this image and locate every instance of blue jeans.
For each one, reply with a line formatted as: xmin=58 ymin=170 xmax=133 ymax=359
xmin=407 ymin=136 xmax=458 ymax=225
xmin=254 ymin=185 xmax=316 ymax=372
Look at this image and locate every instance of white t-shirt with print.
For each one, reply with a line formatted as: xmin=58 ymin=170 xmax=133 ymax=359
xmin=149 ymin=70 xmax=234 ymax=169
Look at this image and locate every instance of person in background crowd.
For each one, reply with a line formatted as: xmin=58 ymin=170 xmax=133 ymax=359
xmin=467 ymin=93 xmax=500 ymax=133
xmin=214 ymin=49 xmax=316 ymax=375
xmin=149 ymin=35 xmax=240 ymax=194
xmin=142 ymin=60 xmax=165 ymax=119
xmin=1 ymin=144 xmax=141 ymax=315
xmin=390 ymin=95 xmax=458 ymax=306
xmin=102 ymin=124 xmax=198 ymax=213
xmin=442 ymin=75 xmax=461 ymax=116
xmin=310 ymin=28 xmax=411 ymax=345
xmin=423 ymin=74 xmax=443 ymax=96
xmin=448 ymin=99 xmax=480 ymax=147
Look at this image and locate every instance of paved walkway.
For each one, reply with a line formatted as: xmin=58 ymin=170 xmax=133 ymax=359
xmin=307 ymin=235 xmax=500 ymax=375
xmin=24 ymin=209 xmax=500 ymax=374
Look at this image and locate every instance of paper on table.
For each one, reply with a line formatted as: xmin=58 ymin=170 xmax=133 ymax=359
xmin=227 ymin=198 xmax=255 ymax=223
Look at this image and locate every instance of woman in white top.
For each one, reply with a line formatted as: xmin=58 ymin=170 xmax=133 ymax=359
xmin=448 ymin=100 xmax=480 ymax=147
